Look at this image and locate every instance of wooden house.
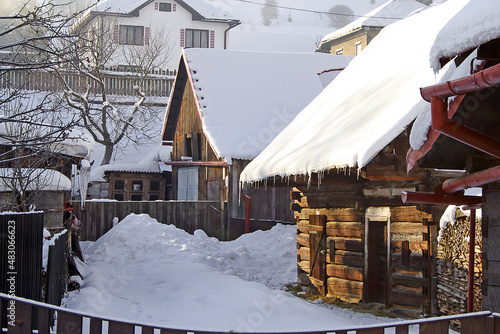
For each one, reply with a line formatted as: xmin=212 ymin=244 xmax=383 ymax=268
xmin=405 ymin=0 xmax=500 ymax=313
xmin=73 ymin=0 xmax=240 ymax=74
xmin=88 ymin=145 xmax=172 ymax=201
xmin=317 ymin=0 xmax=427 ymax=56
xmin=240 ymin=2 xmax=482 ymax=316
xmin=161 ymin=48 xmax=353 ymax=239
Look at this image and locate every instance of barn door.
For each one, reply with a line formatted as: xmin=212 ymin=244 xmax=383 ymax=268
xmin=365 ymin=209 xmax=391 ymax=306
xmin=309 ymin=214 xmax=327 ymax=296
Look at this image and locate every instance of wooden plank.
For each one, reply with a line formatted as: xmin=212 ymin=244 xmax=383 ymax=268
xmin=298 ymin=261 xmax=310 ymax=273
xmin=395 ymin=325 xmax=409 ymax=334
xmin=418 ymin=320 xmax=448 ymax=334
xmin=391 ymin=206 xmax=432 ymax=222
xmin=326 ymin=221 xmax=364 ymax=238
xmin=297 ymin=233 xmax=309 ymax=247
xmin=89 ymin=317 xmax=103 ymax=334
xmin=327 ymin=237 xmax=363 ymax=252
xmin=391 ymin=222 xmax=428 ymax=234
xmin=298 ymin=246 xmax=310 ymax=261
xmin=461 ymin=315 xmax=487 ymax=334
xmin=141 ymin=327 xmax=155 ymax=334
xmin=108 ymin=320 xmax=135 ymax=334
xmin=36 ymin=306 xmax=51 ymax=334
xmin=391 ymin=288 xmax=428 ymax=308
xmin=326 ymin=277 xmax=363 ymax=300
xmin=392 ymin=272 xmax=429 ymax=288
xmin=7 ymin=300 xmax=32 ymax=334
xmin=57 ymin=310 xmax=82 ymax=334
xmin=326 ymin=264 xmax=363 ymax=281
xmin=357 ymin=328 xmax=384 ymax=334
xmin=328 ymin=250 xmax=364 ymax=268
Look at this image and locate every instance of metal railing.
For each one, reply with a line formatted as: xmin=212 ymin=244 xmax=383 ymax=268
xmin=1 ymin=293 xmax=499 ymax=333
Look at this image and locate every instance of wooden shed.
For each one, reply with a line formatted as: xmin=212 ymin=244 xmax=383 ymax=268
xmin=240 ymin=2 xmax=487 ymax=316
xmin=161 ymin=48 xmax=352 ymax=239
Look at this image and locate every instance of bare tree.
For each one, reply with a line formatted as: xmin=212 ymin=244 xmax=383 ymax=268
xmin=0 ymin=1 xmax=89 ymax=211
xmin=50 ymin=17 xmax=173 ymax=165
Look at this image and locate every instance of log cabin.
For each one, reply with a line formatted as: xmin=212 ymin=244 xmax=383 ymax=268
xmin=240 ymin=1 xmax=492 ymax=316
xmin=161 ymin=48 xmax=353 ymax=239
xmin=405 ymin=0 xmax=500 ymax=313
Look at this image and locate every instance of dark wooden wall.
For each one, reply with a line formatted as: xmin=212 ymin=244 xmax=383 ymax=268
xmin=73 ymin=200 xmax=224 ymax=241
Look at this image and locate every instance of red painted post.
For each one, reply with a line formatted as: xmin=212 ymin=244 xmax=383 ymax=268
xmin=243 ymin=195 xmax=251 ymax=234
xmin=468 ymin=209 xmax=476 ymax=313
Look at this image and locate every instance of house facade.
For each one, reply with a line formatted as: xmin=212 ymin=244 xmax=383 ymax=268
xmin=162 ymin=48 xmax=352 ymax=239
xmin=317 ymin=0 xmax=427 ymax=56
xmin=75 ymin=0 xmax=240 ymax=73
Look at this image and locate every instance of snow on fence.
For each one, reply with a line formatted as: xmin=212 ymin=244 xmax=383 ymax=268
xmin=0 ymin=68 xmax=174 ymax=98
xmin=1 ymin=293 xmax=499 ymax=334
xmin=74 ymin=200 xmax=225 ymax=242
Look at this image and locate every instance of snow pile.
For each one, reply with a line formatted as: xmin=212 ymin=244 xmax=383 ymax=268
xmin=62 ymin=214 xmax=398 ymax=332
xmin=240 ymin=0 xmax=469 ymax=183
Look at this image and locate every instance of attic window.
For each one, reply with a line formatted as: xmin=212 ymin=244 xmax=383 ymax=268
xmin=159 ymin=2 xmax=172 ymax=12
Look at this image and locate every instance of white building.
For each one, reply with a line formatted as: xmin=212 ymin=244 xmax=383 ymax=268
xmin=75 ymin=0 xmax=240 ymax=73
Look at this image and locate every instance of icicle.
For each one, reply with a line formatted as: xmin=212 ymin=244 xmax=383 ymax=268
xmin=78 ymin=160 xmax=91 ymax=209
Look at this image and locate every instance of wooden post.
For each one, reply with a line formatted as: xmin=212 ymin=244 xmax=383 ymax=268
xmin=467 ymin=209 xmax=476 ymax=313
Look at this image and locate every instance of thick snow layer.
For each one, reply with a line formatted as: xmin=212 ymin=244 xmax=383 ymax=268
xmin=90 ymin=144 xmax=171 ymax=182
xmin=0 ymin=168 xmax=71 ymax=192
xmin=182 ymin=49 xmax=353 ymax=162
xmin=429 ymin=0 xmax=500 ymax=72
xmin=321 ymin=0 xmax=427 ymax=44
xmin=240 ymin=0 xmax=472 ymax=183
xmin=62 ymin=214 xmax=403 ymax=332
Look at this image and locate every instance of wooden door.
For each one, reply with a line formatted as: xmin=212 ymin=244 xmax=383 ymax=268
xmin=309 ymin=215 xmax=327 ymax=296
xmin=366 ymin=219 xmax=389 ymax=305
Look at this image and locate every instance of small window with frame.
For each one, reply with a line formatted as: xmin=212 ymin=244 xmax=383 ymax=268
xmin=115 ymin=180 xmax=125 ymax=190
xmin=159 ymin=2 xmax=172 ymax=12
xmin=132 ymin=180 xmax=143 ymax=191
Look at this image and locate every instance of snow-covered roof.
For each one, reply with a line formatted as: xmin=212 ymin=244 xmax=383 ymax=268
xmin=429 ymin=0 xmax=500 ymax=72
xmin=320 ymin=0 xmax=427 ymax=45
xmin=240 ymin=0 xmax=477 ymax=183
xmin=162 ymin=49 xmax=353 ymax=162
xmin=90 ymin=0 xmax=237 ymax=21
xmin=0 ymin=168 xmax=71 ymax=192
xmin=90 ymin=144 xmax=171 ymax=182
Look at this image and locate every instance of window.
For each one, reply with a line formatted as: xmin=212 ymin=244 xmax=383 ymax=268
xmin=119 ymin=25 xmax=144 ymax=45
xmin=355 ymin=42 xmax=362 ymax=56
xmin=114 ymin=180 xmax=125 ymax=190
xmin=335 ymin=48 xmax=344 ymax=55
xmin=132 ymin=180 xmax=143 ymax=191
xmin=114 ymin=194 xmax=124 ymax=201
xmin=159 ymin=2 xmax=171 ymax=12
xmin=185 ymin=29 xmax=209 ymax=48
xmin=149 ymin=194 xmax=160 ymax=201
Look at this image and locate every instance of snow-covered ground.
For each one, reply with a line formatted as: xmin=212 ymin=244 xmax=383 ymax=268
xmin=62 ymin=214 xmax=408 ymax=332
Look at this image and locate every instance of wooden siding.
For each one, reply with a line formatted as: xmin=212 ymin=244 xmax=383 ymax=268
xmin=293 ymin=174 xmax=442 ymax=315
xmin=73 ymin=201 xmax=224 ymax=241
xmin=107 ymin=171 xmax=171 ymax=201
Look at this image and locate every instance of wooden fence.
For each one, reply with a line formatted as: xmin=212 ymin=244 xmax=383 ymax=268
xmin=0 ymin=68 xmax=174 ymax=98
xmin=0 ymin=212 xmax=44 ymax=303
xmin=1 ymin=293 xmax=500 ymax=334
xmin=73 ymin=201 xmax=224 ymax=241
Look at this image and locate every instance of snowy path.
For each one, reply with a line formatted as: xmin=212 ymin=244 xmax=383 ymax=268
xmin=62 ymin=214 xmax=402 ymax=332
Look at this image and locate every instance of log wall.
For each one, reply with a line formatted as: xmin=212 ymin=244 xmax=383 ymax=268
xmin=292 ymin=182 xmax=441 ymax=316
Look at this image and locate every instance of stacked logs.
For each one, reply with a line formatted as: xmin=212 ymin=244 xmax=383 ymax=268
xmin=436 ymin=208 xmax=482 ymax=315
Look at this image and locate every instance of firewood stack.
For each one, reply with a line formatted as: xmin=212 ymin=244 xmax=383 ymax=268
xmin=436 ymin=208 xmax=482 ymax=316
